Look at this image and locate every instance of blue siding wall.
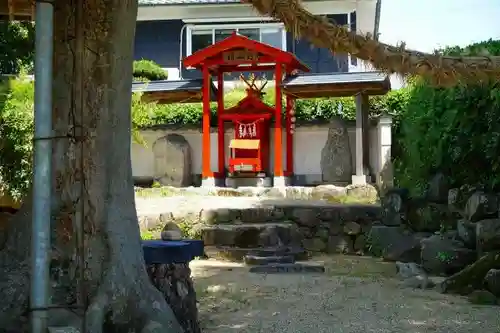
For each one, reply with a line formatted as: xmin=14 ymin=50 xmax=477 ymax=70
xmin=133 ymin=13 xmax=353 ymax=79
xmin=288 ymin=14 xmax=348 ymax=73
xmin=134 ymin=20 xmax=185 ymax=70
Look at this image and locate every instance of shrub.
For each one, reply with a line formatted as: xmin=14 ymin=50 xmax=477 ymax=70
xmin=394 ymin=40 xmax=500 ymax=195
xmin=133 ymin=59 xmax=168 ymax=81
xmin=0 ymin=76 xmax=34 ymax=200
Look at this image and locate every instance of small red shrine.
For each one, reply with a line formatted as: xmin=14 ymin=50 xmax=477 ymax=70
xmin=183 ymin=33 xmax=309 ymax=187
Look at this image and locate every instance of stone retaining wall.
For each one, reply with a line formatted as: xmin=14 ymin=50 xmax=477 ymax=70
xmin=140 ymin=203 xmax=382 ymax=256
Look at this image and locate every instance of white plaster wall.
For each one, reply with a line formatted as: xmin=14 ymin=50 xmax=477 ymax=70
xmin=132 ymin=124 xmax=384 ymax=179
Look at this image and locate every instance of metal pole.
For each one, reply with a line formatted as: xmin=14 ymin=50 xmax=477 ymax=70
xmin=30 ymin=1 xmax=54 ymax=333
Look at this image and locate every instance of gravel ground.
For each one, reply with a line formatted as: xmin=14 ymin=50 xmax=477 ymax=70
xmin=191 ymin=256 xmax=500 ymax=333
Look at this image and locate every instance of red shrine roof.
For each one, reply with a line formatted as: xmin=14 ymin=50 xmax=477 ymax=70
xmin=183 ymin=33 xmax=309 ymax=73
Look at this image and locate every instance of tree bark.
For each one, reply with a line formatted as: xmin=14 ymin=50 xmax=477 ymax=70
xmin=0 ymin=1 xmax=183 ymax=332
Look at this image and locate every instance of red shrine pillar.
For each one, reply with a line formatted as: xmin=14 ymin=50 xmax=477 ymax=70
xmin=201 ymin=65 xmax=213 ymax=186
xmin=217 ymin=71 xmax=225 ymax=183
xmin=285 ymin=96 xmax=294 ymax=177
xmin=274 ymin=64 xmax=284 ymax=186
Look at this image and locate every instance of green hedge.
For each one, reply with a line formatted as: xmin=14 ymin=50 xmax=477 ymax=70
xmin=394 ymin=40 xmax=500 ymax=195
xmin=133 ymin=86 xmax=409 ymax=128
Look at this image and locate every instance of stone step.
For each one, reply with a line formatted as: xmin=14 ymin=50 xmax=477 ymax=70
xmin=205 ymin=245 xmax=309 ymax=262
xmin=244 ymin=254 xmax=295 ymax=265
xmin=199 ymin=223 xmax=301 ymax=248
xmin=248 ymin=262 xmax=326 ymax=274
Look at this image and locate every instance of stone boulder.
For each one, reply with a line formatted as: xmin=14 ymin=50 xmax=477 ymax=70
xmin=456 ymin=219 xmax=476 ymax=249
xmin=380 ymin=188 xmax=409 ymax=226
xmin=367 ymin=225 xmax=424 ymax=263
xmin=484 ymin=269 xmax=500 ymax=297
xmin=152 ymin=134 xmax=192 ymax=187
xmin=465 ymin=191 xmax=498 ymax=222
xmin=345 ymin=184 xmax=379 ymax=204
xmin=311 ymin=185 xmax=347 ymax=201
xmin=421 ymin=234 xmax=476 ymax=276
xmin=406 ymin=199 xmax=444 ymax=232
xmin=476 ymin=218 xmax=500 ymax=253
xmin=427 ymin=172 xmax=449 ymax=203
xmin=320 ymin=117 xmax=353 ymax=184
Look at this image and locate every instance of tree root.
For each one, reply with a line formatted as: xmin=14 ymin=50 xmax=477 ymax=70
xmin=440 ymin=251 xmax=500 ymax=294
xmin=76 ymin=268 xmax=184 ymax=333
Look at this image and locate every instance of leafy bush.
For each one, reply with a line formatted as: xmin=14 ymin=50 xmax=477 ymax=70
xmin=394 ymin=40 xmax=500 ymax=195
xmin=0 ymin=77 xmax=34 ymax=200
xmin=133 ymin=59 xmax=168 ymax=81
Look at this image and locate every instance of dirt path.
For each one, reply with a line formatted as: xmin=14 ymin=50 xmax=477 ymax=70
xmin=191 ymin=255 xmax=499 ymax=333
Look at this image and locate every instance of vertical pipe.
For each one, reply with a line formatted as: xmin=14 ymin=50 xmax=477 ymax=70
xmin=30 ymin=1 xmax=54 ymax=333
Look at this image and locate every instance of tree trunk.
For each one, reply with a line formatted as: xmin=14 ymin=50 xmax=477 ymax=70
xmin=0 ymin=1 xmax=183 ymax=332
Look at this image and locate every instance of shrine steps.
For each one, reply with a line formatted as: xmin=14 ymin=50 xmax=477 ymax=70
xmin=198 ymin=223 xmax=300 ymax=248
xmin=204 ymin=245 xmax=309 ymax=262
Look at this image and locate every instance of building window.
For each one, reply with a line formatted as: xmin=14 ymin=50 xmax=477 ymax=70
xmin=186 ymin=23 xmax=287 ymax=56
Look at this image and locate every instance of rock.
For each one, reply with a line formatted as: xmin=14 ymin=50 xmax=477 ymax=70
xmin=291 ymin=208 xmax=321 ymax=227
xmin=465 ymin=191 xmax=498 ymax=222
xmin=484 ymin=269 xmax=500 ymax=297
xmin=467 ymin=290 xmax=498 ymax=305
xmin=343 ymin=221 xmax=361 ymax=235
xmin=396 ymin=262 xmax=434 ymax=289
xmin=302 ymin=238 xmax=326 ymax=252
xmin=353 ymin=235 xmax=367 ymax=252
xmin=161 ymin=230 xmax=183 ymax=240
xmin=395 ymin=261 xmax=425 ymax=279
xmin=345 ymin=184 xmax=379 ymax=204
xmin=421 ymin=234 xmax=477 ymax=276
xmin=427 ymin=172 xmax=449 ymax=203
xmin=329 ymin=223 xmax=343 ymax=235
xmin=476 ymin=219 xmax=500 ymax=253
xmin=367 ymin=225 xmax=421 ymax=262
xmin=315 ymin=227 xmax=330 ymax=241
xmin=448 ymin=188 xmax=460 ymax=207
xmin=152 ymin=134 xmax=192 ymax=187
xmin=406 ymin=198 xmax=443 ymax=232
xmin=327 ymin=234 xmax=353 ymax=254
xmin=381 ymin=189 xmax=408 ymax=226
xmin=457 ymin=219 xmax=476 ymax=249
xmin=320 ymin=117 xmax=353 ymax=184
xmin=311 ymin=185 xmax=347 ymax=201
xmin=402 ymin=275 xmax=435 ymax=289
xmin=258 ymin=226 xmax=283 ymax=247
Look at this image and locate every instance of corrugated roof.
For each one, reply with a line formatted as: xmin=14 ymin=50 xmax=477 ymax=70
xmin=282 ymin=71 xmax=389 ymax=86
xmin=138 ymin=0 xmax=240 ymax=5
xmin=132 ymin=79 xmax=204 ymax=92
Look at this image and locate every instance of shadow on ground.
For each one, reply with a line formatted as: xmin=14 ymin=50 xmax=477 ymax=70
xmin=191 ymin=255 xmax=499 ymax=333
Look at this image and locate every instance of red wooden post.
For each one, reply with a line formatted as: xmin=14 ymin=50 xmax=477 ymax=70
xmin=274 ymin=64 xmax=283 ymax=178
xmin=202 ymin=65 xmax=212 ymax=180
xmin=285 ymin=96 xmax=294 ymax=175
xmin=217 ymin=71 xmax=225 ymax=178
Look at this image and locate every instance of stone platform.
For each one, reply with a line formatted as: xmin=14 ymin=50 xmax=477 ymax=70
xmin=137 ymin=195 xmax=382 ymax=258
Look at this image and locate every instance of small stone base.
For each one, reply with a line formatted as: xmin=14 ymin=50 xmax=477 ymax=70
xmin=146 ymin=263 xmax=201 ymax=333
xmin=273 ymin=176 xmax=292 ymax=187
xmin=244 ymin=254 xmax=295 ymax=265
xmin=201 ymin=177 xmax=216 ymax=187
xmin=351 ymin=174 xmax=368 ymax=185
xmin=249 ymin=262 xmax=326 ymax=274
